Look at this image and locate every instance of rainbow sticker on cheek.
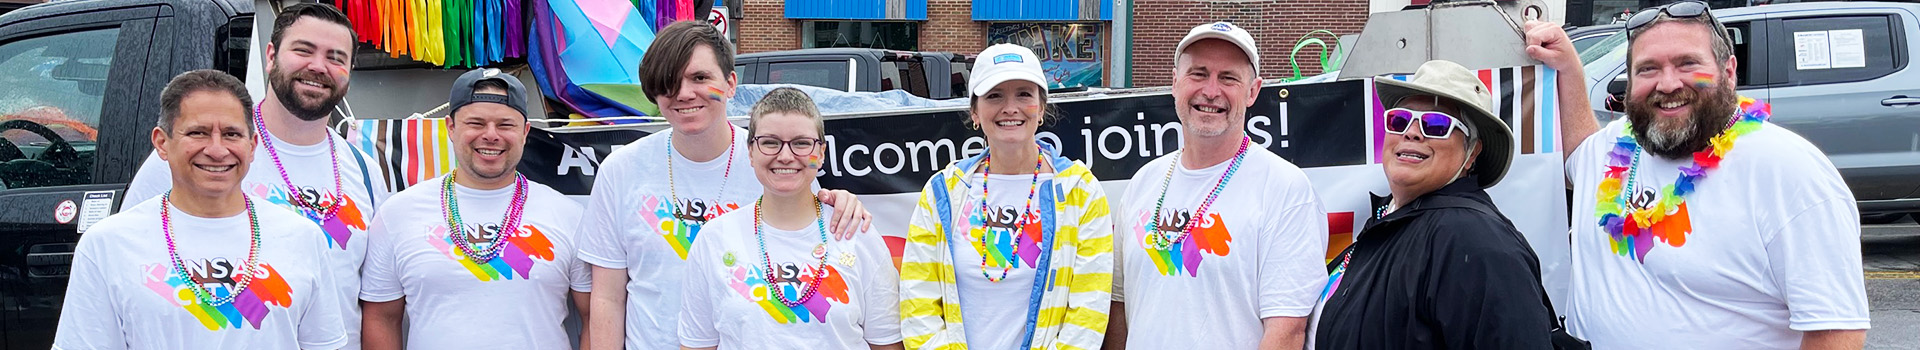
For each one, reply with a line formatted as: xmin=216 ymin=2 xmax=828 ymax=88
xmin=1023 ymin=105 xmax=1042 ymax=117
xmin=706 ymin=86 xmax=727 ymax=102
xmin=1691 ymin=72 xmax=1715 ymax=89
xmin=806 ymin=153 xmax=824 ymax=169
xmin=332 ymin=65 xmax=350 ymax=78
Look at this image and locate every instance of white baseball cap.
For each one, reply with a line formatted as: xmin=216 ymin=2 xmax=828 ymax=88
xmin=1176 ymin=21 xmax=1261 ymax=76
xmin=969 ymin=43 xmax=1048 ymax=97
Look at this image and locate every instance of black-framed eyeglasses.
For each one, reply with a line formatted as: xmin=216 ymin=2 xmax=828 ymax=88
xmin=1625 ymin=1 xmax=1710 ymax=31
xmin=750 ymin=136 xmax=825 ymax=156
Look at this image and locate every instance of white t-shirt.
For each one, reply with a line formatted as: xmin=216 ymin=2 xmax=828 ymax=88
xmin=1564 ymin=120 xmax=1870 ymax=349
xmin=945 ymin=172 xmax=1051 ymax=349
xmin=359 ymin=175 xmax=592 ymax=349
xmin=1112 ymin=147 xmax=1330 ymax=349
xmin=54 ymin=195 xmax=346 ymax=350
xmin=124 ymin=133 xmax=388 ymax=349
xmin=676 ymin=204 xmax=903 ymax=349
xmin=577 ymin=126 xmax=764 ymax=350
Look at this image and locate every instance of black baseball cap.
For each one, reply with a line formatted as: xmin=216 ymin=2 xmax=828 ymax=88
xmin=449 ymin=68 xmax=529 ymax=118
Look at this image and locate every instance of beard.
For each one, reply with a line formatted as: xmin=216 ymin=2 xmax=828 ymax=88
xmin=268 ymin=63 xmax=348 ymax=122
xmin=1625 ymin=76 xmax=1738 ymax=159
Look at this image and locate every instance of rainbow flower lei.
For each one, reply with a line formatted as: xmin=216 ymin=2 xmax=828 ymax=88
xmin=1595 ymin=96 xmax=1770 ymax=261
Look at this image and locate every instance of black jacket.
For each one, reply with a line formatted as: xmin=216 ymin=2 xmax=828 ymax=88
xmin=1313 ymin=177 xmax=1556 ymax=350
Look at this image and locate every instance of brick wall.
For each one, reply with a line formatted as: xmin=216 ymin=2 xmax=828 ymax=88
xmin=1130 ymin=0 xmax=1369 ymax=87
xmin=738 ymin=0 xmax=801 ymax=53
xmin=922 ymin=0 xmax=988 ymax=54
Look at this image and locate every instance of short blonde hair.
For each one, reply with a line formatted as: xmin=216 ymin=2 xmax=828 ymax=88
xmin=747 ymin=87 xmax=824 ymax=136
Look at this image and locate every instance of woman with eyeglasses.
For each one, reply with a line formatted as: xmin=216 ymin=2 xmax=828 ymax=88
xmin=675 ymin=87 xmax=903 ymax=350
xmin=897 ymin=44 xmax=1113 ymax=350
xmin=1307 ymin=60 xmax=1560 ymax=350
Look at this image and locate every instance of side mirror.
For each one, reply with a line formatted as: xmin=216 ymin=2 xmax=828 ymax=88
xmin=1604 ymin=73 xmax=1629 ymax=112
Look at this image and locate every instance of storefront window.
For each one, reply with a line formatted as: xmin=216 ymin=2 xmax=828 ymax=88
xmin=802 ymin=21 xmax=919 ymax=51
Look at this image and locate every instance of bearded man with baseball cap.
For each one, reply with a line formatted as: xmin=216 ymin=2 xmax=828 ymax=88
xmin=1306 ymin=60 xmax=1558 ymax=350
xmin=1105 ymin=21 xmax=1329 ymax=350
xmin=359 ymin=68 xmax=593 ymax=350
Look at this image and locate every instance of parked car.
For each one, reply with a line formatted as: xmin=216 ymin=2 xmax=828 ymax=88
xmin=735 ymin=48 xmax=974 ymax=100
xmin=1567 ymin=23 xmax=1626 ymax=53
xmin=1582 ymin=2 xmax=1920 ymax=217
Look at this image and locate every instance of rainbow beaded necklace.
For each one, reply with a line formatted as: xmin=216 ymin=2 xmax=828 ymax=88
xmin=441 ymin=172 xmax=529 ymax=263
xmin=253 ymin=105 xmax=345 ymax=221
xmin=1595 ymin=97 xmax=1769 ymax=252
xmin=160 ymin=191 xmax=261 ymax=307
xmin=664 ymin=128 xmax=735 ymax=225
xmin=972 ymin=146 xmax=1043 ymax=282
xmin=1146 ymin=137 xmax=1251 ymax=251
xmin=754 ymin=197 xmax=829 ymax=307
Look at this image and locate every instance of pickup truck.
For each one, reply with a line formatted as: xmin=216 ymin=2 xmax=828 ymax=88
xmin=0 ymin=0 xmax=253 ymax=347
xmin=735 ymin=47 xmax=974 ymax=100
xmin=1580 ymin=2 xmax=1920 ymax=221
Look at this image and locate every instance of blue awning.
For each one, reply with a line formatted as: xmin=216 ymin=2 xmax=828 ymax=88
xmin=973 ymin=0 xmax=1111 ymax=21
xmin=786 ymin=0 xmax=928 ymax=20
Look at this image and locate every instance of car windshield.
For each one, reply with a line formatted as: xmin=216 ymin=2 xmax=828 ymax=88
xmin=1579 ymin=30 xmax=1629 ymax=66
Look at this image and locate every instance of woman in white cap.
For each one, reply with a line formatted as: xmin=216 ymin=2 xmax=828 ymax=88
xmin=897 ymin=44 xmax=1114 ymax=350
xmin=1308 ymin=60 xmax=1559 ymax=350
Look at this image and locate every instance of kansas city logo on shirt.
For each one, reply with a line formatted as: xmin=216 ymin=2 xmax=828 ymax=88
xmin=247 ymin=182 xmax=366 ymax=250
xmin=639 ymin=195 xmax=741 ymax=260
xmin=1134 ymin=209 xmax=1234 ymax=277
xmin=960 ymin=204 xmax=1044 ymax=269
xmin=141 ymin=258 xmax=294 ymax=331
xmin=725 ymin=258 xmax=851 ymax=324
xmin=427 ymin=222 xmax=558 ymax=281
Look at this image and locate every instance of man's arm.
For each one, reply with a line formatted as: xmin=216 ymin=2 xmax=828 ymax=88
xmin=1525 ymin=20 xmax=1599 ymax=164
xmin=588 ymin=266 xmax=629 ymax=350
xmin=573 ymin=291 xmax=593 ymax=350
xmin=1800 ymin=330 xmax=1865 ymax=350
xmin=1104 ymin=302 xmax=1127 ymax=350
xmin=359 ymin=299 xmax=405 ymax=350
xmin=817 ymin=189 xmax=873 ymax=239
xmin=1257 ymin=316 xmax=1308 ymax=350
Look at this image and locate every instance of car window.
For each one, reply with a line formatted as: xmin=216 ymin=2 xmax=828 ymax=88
xmin=881 ymin=60 xmax=931 ymax=98
xmin=1778 ymin=15 xmax=1901 ymax=86
xmin=1578 ymin=30 xmax=1629 ymax=66
xmin=736 ymin=64 xmax=758 ymax=84
xmin=950 ymin=58 xmax=971 ymax=98
xmin=0 ymin=28 xmax=117 ymax=190
xmin=768 ymin=60 xmax=851 ymax=91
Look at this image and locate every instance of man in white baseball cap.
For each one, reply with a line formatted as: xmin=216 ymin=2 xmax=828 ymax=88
xmin=1106 ymin=21 xmax=1329 ymax=350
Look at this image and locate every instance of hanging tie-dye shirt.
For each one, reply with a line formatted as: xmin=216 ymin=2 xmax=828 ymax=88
xmin=359 ymin=175 xmax=593 ymax=349
xmin=124 ymin=132 xmax=390 ymax=350
xmin=676 ymin=204 xmax=902 ymax=349
xmin=55 ymin=195 xmax=345 ymax=350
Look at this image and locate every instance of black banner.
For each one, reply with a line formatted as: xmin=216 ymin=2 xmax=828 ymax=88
xmin=516 ymin=79 xmax=1370 ymax=195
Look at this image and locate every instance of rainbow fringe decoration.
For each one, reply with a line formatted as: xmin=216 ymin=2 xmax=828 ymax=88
xmin=1595 ymin=96 xmax=1770 ymax=262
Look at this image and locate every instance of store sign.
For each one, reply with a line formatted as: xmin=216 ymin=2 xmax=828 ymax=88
xmin=987 ymin=23 xmax=1104 ymax=89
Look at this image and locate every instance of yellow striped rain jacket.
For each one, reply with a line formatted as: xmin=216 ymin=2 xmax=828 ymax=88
xmin=899 ymin=143 xmax=1113 ymax=350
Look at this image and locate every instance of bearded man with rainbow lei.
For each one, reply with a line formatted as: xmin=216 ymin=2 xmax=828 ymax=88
xmin=1524 ymin=1 xmax=1871 ymax=349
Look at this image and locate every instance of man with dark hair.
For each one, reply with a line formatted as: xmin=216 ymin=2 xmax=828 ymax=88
xmin=579 ymin=20 xmax=871 ymax=350
xmin=1526 ymin=2 xmax=1871 ymax=349
xmin=359 ymin=68 xmax=593 ymax=350
xmin=55 ymin=69 xmax=346 ymax=350
xmin=124 ymin=3 xmax=388 ymax=349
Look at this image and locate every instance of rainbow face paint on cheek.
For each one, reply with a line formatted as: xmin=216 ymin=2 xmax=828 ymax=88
xmin=706 ymin=86 xmax=727 ymax=102
xmin=1691 ymin=72 xmax=1715 ymax=89
xmin=806 ymin=153 xmax=824 ymax=169
xmin=1023 ymin=105 xmax=1041 ymax=117
xmin=331 ymin=65 xmax=350 ymax=79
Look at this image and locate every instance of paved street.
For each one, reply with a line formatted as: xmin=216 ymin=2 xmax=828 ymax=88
xmin=1865 ymin=215 xmax=1920 ymax=350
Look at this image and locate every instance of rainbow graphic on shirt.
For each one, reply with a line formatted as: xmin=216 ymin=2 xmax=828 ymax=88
xmin=1609 ymin=191 xmax=1695 ymax=261
xmin=956 ymin=204 xmax=1045 ymax=269
xmin=141 ymin=259 xmax=294 ymax=330
xmin=248 ymin=182 xmax=367 ymax=250
xmin=1134 ymin=210 xmax=1234 ymax=277
xmin=426 ymin=223 xmax=558 ymax=281
xmin=638 ymin=195 xmax=741 ymax=259
xmin=724 ymin=258 xmax=851 ymax=324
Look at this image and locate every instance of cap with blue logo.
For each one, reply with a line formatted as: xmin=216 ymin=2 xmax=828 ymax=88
xmin=1176 ymin=21 xmax=1261 ymax=76
xmin=968 ymin=43 xmax=1048 ymax=97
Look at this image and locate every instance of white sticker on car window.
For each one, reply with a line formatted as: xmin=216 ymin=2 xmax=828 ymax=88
xmin=1794 ymin=31 xmax=1832 ymax=70
xmin=1828 ymin=29 xmax=1866 ymax=69
xmin=77 ymin=191 xmax=113 ymax=234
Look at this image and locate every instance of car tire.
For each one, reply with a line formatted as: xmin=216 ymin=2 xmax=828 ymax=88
xmin=1863 ymin=213 xmax=1906 ymax=225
